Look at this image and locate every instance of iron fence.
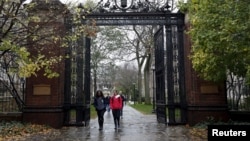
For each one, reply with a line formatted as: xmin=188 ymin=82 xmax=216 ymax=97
xmin=227 ymin=75 xmax=250 ymax=111
xmin=0 ymin=81 xmax=24 ymax=112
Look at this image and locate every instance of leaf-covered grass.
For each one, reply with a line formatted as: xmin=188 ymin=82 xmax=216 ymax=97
xmin=0 ymin=121 xmax=55 ymax=141
xmin=130 ymin=103 xmax=154 ymax=115
xmin=0 ymin=107 xmax=97 ymax=141
xmin=187 ymin=117 xmax=250 ymax=140
xmin=187 ymin=125 xmax=207 ymax=140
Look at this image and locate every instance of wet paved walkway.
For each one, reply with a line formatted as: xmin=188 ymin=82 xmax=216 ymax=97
xmin=25 ymin=105 xmax=205 ymax=141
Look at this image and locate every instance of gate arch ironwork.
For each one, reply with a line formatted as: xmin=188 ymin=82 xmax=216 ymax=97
xmin=64 ymin=0 xmax=186 ymax=126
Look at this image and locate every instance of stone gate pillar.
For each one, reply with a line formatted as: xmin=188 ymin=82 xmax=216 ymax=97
xmin=184 ymin=14 xmax=229 ymax=125
xmin=23 ymin=0 xmax=67 ymax=128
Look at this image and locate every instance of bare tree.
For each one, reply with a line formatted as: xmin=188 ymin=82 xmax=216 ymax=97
xmin=91 ymin=26 xmax=127 ymax=93
xmin=121 ymin=25 xmax=154 ymax=104
xmin=91 ymin=25 xmax=155 ymax=104
xmin=116 ymin=63 xmax=138 ymax=101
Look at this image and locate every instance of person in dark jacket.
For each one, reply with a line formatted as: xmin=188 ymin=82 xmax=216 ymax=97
xmin=105 ymin=94 xmax=111 ymax=112
xmin=93 ymin=90 xmax=106 ymax=130
xmin=110 ymin=90 xmax=123 ymax=129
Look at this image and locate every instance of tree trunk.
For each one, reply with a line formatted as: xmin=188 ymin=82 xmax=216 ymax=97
xmin=138 ymin=68 xmax=142 ymax=104
xmin=144 ymin=55 xmax=151 ymax=104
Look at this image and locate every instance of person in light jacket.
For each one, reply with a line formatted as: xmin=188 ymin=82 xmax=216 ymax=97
xmin=110 ymin=90 xmax=123 ymax=129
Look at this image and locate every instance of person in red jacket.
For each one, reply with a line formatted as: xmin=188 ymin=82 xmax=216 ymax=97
xmin=110 ymin=90 xmax=123 ymax=129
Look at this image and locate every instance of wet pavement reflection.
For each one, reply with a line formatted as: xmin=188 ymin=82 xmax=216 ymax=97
xmin=24 ymin=105 xmax=205 ymax=141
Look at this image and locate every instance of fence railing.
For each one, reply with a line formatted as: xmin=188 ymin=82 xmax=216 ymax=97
xmin=227 ymin=75 xmax=250 ymax=111
xmin=0 ymin=81 xmax=23 ymax=112
xmin=0 ymin=95 xmax=19 ymax=112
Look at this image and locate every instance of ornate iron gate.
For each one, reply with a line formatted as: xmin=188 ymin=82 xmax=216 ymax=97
xmin=63 ymin=30 xmax=90 ymax=126
xmin=166 ymin=17 xmax=187 ymax=125
xmin=154 ymin=26 xmax=166 ymax=123
xmin=154 ymin=15 xmax=186 ymax=125
xmin=71 ymin=0 xmax=186 ymax=126
xmin=83 ymin=37 xmax=91 ymax=126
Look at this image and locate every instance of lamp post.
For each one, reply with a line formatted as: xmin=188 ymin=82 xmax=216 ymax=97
xmin=151 ymin=66 xmax=156 ymax=113
xmin=133 ymin=83 xmax=135 ymax=105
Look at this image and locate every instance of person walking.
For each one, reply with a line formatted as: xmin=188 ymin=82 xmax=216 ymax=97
xmin=110 ymin=90 xmax=123 ymax=129
xmin=93 ymin=90 xmax=106 ymax=130
xmin=119 ymin=91 xmax=126 ymax=118
xmin=105 ymin=94 xmax=111 ymax=112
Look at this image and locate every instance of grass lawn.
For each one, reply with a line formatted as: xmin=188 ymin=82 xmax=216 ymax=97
xmin=90 ymin=105 xmax=97 ymax=119
xmin=129 ymin=103 xmax=154 ymax=115
xmin=69 ymin=105 xmax=97 ymax=119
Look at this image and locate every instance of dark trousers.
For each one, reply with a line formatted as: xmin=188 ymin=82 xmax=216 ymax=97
xmin=97 ymin=109 xmax=106 ymax=128
xmin=112 ymin=109 xmax=121 ymax=127
xmin=120 ymin=106 xmax=123 ymax=117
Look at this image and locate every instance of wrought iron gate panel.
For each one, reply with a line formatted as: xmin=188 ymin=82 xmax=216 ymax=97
xmin=177 ymin=23 xmax=187 ymax=124
xmin=166 ymin=14 xmax=186 ymax=125
xmin=166 ymin=24 xmax=174 ymax=124
xmin=63 ymin=40 xmax=72 ymax=125
xmin=154 ymin=26 xmax=167 ymax=124
xmin=83 ymin=37 xmax=91 ymax=126
xmin=63 ymin=34 xmax=87 ymax=126
xmin=75 ymin=36 xmax=84 ymax=125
